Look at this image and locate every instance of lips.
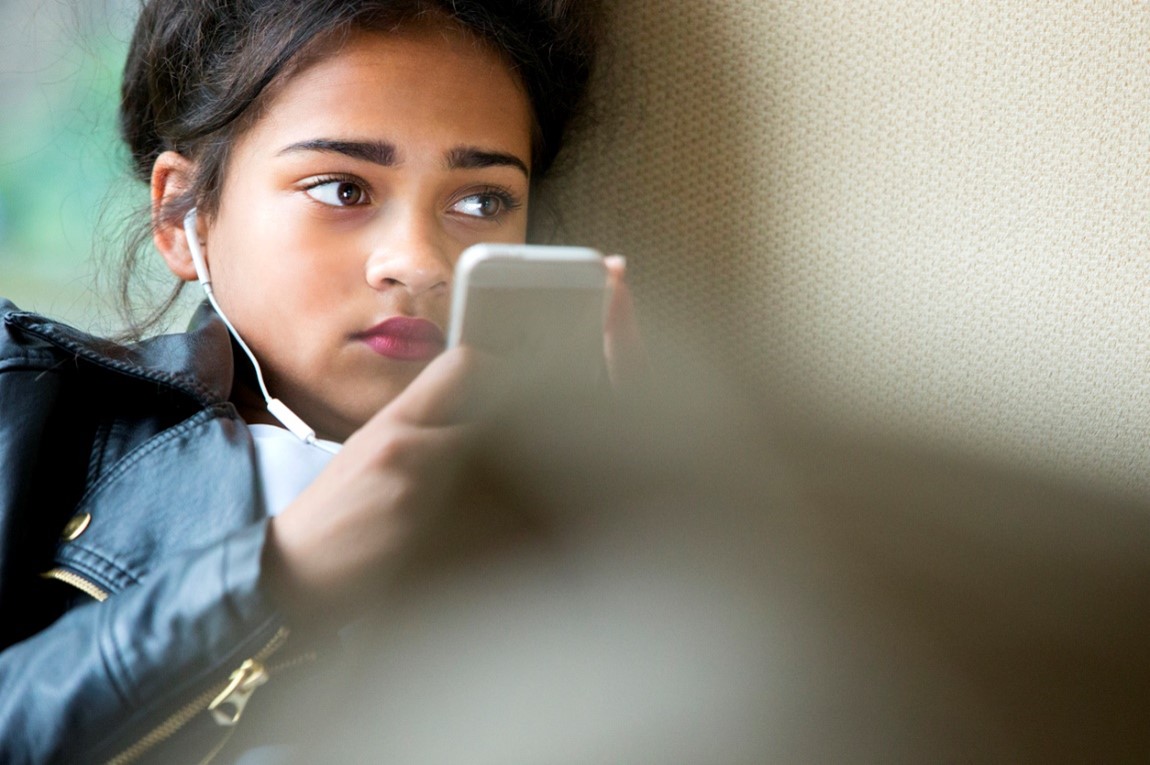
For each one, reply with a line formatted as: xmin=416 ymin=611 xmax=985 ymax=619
xmin=357 ymin=316 xmax=446 ymax=361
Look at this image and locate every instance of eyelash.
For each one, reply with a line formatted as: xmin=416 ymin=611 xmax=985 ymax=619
xmin=457 ymin=186 xmax=524 ymax=217
xmin=302 ymin=174 xmax=370 ymax=205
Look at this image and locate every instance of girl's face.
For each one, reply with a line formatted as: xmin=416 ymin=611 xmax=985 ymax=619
xmin=197 ymin=24 xmax=534 ymax=440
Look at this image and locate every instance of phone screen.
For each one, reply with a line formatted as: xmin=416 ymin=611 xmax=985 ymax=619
xmin=448 ymin=244 xmax=609 ymax=388
xmin=459 ymin=285 xmax=605 ymax=375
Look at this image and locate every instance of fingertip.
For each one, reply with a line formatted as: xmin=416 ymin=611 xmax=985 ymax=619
xmin=440 ymin=343 xmax=498 ymax=372
xmin=604 ymin=254 xmax=627 ymax=279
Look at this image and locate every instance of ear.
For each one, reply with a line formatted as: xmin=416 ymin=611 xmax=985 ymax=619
xmin=151 ymin=151 xmax=201 ymax=282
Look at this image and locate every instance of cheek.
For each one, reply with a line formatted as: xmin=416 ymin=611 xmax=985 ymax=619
xmin=211 ymin=211 xmax=361 ymax=317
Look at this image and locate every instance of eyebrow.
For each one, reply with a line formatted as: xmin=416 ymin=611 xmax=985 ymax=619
xmin=277 ymin=139 xmax=529 ymax=178
xmin=446 ymin=147 xmax=530 ymax=178
xmin=278 ymin=139 xmax=396 ymax=166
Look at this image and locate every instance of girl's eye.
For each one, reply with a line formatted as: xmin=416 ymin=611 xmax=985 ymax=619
xmin=452 ymin=192 xmax=517 ymax=219
xmin=305 ymin=180 xmax=368 ymax=207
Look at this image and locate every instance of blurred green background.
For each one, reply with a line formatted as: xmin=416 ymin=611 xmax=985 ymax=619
xmin=0 ymin=0 xmax=161 ymax=334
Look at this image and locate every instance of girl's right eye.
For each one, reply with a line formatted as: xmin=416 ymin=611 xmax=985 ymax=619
xmin=304 ymin=179 xmax=369 ymax=207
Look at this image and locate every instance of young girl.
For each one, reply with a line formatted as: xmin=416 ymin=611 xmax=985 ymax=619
xmin=0 ymin=0 xmax=632 ymax=761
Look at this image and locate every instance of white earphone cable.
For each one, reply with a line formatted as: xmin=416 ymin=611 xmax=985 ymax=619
xmin=183 ymin=210 xmax=339 ymax=455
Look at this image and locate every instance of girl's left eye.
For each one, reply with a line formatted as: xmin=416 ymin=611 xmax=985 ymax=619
xmin=452 ymin=192 xmax=519 ymax=219
xmin=305 ymin=179 xmax=369 ymax=207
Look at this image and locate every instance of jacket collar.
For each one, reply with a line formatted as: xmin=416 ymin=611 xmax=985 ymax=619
xmin=5 ymin=301 xmax=235 ymax=406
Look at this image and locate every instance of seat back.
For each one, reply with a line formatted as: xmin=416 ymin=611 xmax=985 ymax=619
xmin=534 ymin=2 xmax=1150 ymax=498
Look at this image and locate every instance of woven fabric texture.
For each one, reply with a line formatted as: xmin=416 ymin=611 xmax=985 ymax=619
xmin=534 ymin=2 xmax=1150 ymax=497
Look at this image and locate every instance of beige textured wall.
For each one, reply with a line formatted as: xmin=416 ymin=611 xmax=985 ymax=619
xmin=536 ymin=2 xmax=1150 ymax=497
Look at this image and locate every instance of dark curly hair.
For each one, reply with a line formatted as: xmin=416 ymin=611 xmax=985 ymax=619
xmin=114 ymin=0 xmax=600 ymax=337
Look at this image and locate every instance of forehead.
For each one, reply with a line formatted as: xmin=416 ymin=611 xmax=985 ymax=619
xmin=235 ymin=23 xmax=534 ymax=163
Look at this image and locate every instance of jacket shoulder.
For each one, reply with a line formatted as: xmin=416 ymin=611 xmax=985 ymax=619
xmin=0 ymin=299 xmax=129 ymax=374
xmin=0 ymin=298 xmax=79 ymax=368
xmin=0 ymin=298 xmax=232 ymax=405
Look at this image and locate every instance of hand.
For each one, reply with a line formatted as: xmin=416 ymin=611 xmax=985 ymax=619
xmin=603 ymin=255 xmax=647 ymax=389
xmin=262 ymin=347 xmax=487 ymax=621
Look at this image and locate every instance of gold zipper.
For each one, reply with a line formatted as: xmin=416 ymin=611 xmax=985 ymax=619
xmin=207 ymin=658 xmax=269 ymax=726
xmin=104 ymin=626 xmax=292 ymax=765
xmin=193 ymin=648 xmax=318 ymax=765
xmin=41 ymin=567 xmax=109 ymax=602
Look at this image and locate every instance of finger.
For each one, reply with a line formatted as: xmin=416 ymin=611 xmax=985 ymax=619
xmin=380 ymin=346 xmax=482 ymax=427
xmin=603 ymin=255 xmax=647 ymax=388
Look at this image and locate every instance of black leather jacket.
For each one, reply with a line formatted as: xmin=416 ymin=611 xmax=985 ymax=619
xmin=0 ymin=299 xmax=291 ymax=763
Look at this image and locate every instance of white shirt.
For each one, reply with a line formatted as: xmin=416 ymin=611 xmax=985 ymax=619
xmin=248 ymin=424 xmax=340 ymax=516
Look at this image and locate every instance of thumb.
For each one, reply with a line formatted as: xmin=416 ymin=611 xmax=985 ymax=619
xmin=381 ymin=346 xmax=481 ymax=427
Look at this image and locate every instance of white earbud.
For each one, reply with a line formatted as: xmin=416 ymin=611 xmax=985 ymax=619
xmin=179 ymin=207 xmax=337 ymax=453
xmin=182 ymin=209 xmax=212 ymax=287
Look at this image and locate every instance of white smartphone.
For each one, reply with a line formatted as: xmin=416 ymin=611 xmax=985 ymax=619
xmin=447 ymin=243 xmax=608 ymax=383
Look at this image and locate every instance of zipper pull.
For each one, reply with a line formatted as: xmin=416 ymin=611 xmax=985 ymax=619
xmin=208 ymin=658 xmax=269 ymax=726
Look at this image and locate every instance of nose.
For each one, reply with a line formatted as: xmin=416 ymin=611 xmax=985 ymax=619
xmin=364 ymin=212 xmax=453 ymax=296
